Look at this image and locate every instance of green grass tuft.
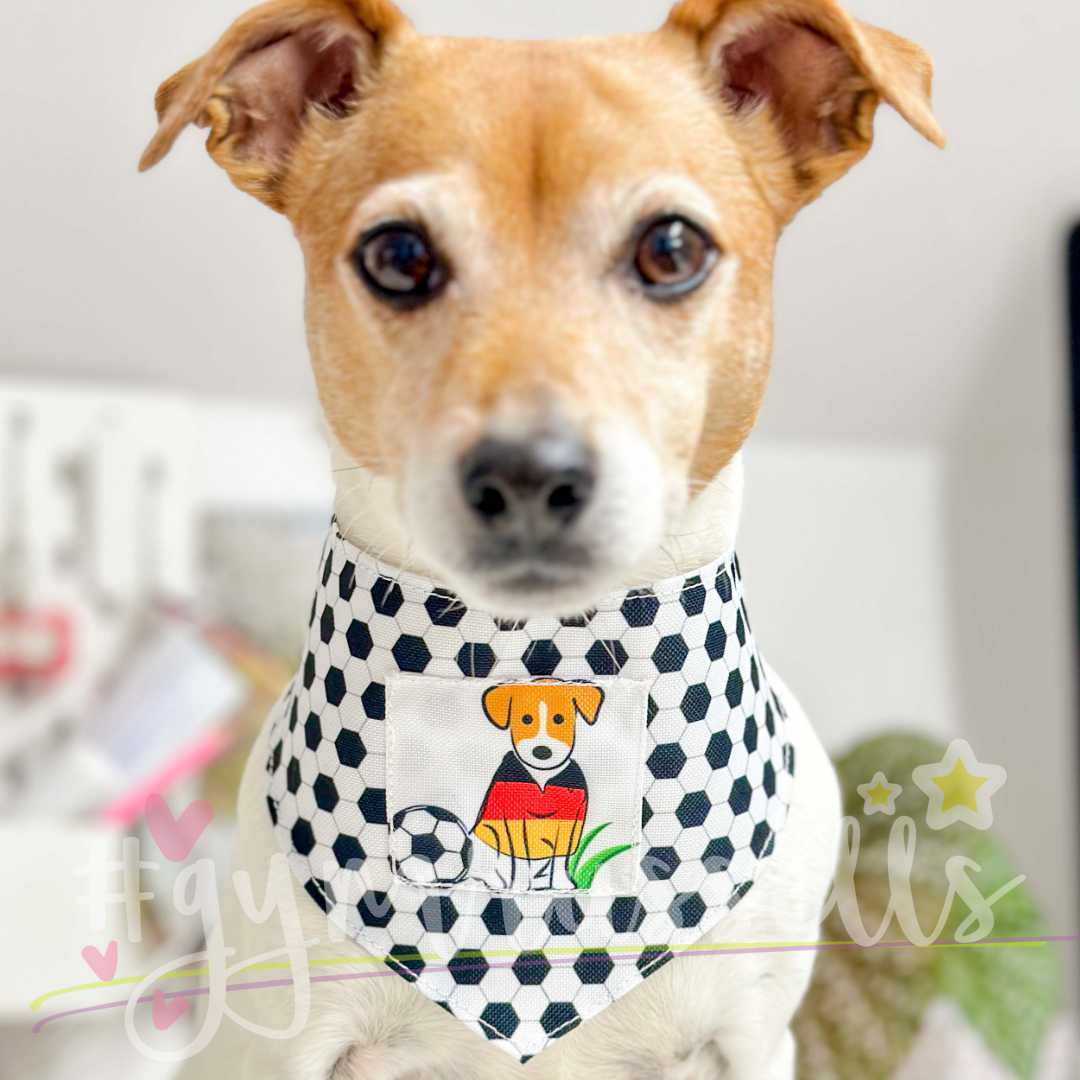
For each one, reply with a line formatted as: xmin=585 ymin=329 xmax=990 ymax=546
xmin=567 ymin=822 xmax=635 ymax=890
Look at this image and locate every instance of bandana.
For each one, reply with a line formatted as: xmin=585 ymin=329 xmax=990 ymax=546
xmin=265 ymin=523 xmax=795 ymax=1061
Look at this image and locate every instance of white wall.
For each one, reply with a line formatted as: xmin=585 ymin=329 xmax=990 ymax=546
xmin=740 ymin=443 xmax=957 ymax=751
xmin=1 ymin=0 xmax=1076 ymax=992
xmin=3 ymin=0 xmax=1079 ymax=444
xmin=740 ymin=439 xmax=1078 ymax=985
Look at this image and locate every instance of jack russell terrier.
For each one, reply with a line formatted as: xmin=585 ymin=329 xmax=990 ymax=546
xmin=141 ymin=0 xmax=942 ymax=1076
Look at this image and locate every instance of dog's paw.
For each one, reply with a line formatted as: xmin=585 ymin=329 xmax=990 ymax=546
xmin=658 ymin=1040 xmax=728 ymax=1080
xmin=544 ymin=1041 xmax=728 ymax=1080
xmin=329 ymin=1042 xmax=517 ymax=1080
xmin=661 ymin=1029 xmax=794 ymax=1080
xmin=330 ymin=1044 xmax=425 ymax=1080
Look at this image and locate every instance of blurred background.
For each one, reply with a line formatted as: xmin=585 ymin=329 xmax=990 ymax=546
xmin=1 ymin=1 xmax=1077 ymax=1077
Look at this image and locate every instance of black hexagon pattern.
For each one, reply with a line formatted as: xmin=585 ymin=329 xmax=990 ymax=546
xmin=266 ymin=525 xmax=794 ymax=1062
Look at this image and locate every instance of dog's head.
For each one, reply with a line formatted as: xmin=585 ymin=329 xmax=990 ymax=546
xmin=142 ymin=0 xmax=942 ymax=616
xmin=481 ymin=680 xmax=604 ymax=771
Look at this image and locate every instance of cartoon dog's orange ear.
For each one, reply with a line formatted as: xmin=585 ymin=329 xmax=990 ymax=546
xmin=482 ymin=684 xmax=515 ymax=729
xmin=572 ymin=685 xmax=605 ymax=725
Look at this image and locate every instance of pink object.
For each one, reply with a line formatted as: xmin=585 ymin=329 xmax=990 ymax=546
xmin=0 ymin=608 xmax=73 ymax=681
xmin=151 ymin=989 xmax=191 ymax=1031
xmin=101 ymin=729 xmax=231 ymax=830
xmin=81 ymin=941 xmax=118 ymax=982
xmin=144 ymin=793 xmax=214 ymax=862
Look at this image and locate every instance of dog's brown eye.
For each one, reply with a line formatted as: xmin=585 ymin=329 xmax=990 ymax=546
xmin=352 ymin=222 xmax=447 ymax=308
xmin=634 ymin=215 xmax=718 ymax=300
xmin=522 ymin=714 xmax=534 ymax=726
xmin=552 ymin=714 xmax=565 ymax=726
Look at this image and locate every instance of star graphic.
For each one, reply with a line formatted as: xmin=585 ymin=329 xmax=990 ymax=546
xmin=912 ymin=739 xmax=1007 ymax=830
xmin=856 ymin=771 xmax=902 ymax=816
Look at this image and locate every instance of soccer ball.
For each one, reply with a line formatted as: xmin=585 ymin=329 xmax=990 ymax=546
xmin=391 ymin=805 xmax=473 ymax=885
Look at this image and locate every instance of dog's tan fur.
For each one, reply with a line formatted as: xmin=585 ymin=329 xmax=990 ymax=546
xmin=142 ymin=0 xmax=940 ymax=518
xmin=142 ymin=2 xmax=941 ymax=1075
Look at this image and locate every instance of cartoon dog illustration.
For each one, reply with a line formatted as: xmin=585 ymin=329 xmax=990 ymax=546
xmin=472 ymin=680 xmax=604 ymax=891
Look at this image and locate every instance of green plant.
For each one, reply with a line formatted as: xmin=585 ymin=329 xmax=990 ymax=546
xmin=567 ymin=822 xmax=635 ymax=890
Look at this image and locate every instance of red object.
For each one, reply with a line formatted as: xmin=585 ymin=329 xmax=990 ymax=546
xmin=479 ymin=780 xmax=586 ymax=823
xmin=0 ymin=608 xmax=73 ymax=681
xmin=473 ymin=753 xmax=590 ymax=858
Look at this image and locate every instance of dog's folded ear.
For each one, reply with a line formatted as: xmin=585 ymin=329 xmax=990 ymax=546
xmin=482 ymin=685 xmax=515 ymax=730
xmin=663 ymin=0 xmax=944 ymax=222
xmin=138 ymin=0 xmax=410 ymax=211
xmin=572 ymin=685 xmax=605 ymax=726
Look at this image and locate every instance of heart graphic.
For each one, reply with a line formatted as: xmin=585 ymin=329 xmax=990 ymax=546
xmin=145 ymin=794 xmax=214 ymax=862
xmin=151 ymin=989 xmax=190 ymax=1031
xmin=81 ymin=941 xmax=118 ymax=982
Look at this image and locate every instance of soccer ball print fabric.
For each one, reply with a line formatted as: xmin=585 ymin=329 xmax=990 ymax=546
xmin=265 ymin=523 xmax=795 ymax=1060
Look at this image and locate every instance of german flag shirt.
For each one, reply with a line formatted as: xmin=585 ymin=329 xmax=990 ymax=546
xmin=474 ymin=752 xmax=587 ymax=860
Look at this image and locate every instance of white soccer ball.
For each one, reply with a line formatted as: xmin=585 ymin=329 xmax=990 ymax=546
xmin=391 ymin=804 xmax=473 ymax=885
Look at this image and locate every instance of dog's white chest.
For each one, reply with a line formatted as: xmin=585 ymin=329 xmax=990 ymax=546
xmin=265 ymin=523 xmax=795 ymax=1061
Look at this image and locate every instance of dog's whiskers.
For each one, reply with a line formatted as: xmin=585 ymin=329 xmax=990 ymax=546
xmin=436 ymin=595 xmax=468 ymax=619
xmin=600 ymin=637 xmax=621 ymax=672
xmin=659 ymin=544 xmax=683 ymax=579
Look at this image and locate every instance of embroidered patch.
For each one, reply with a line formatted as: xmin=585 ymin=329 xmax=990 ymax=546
xmin=387 ymin=674 xmax=647 ymax=895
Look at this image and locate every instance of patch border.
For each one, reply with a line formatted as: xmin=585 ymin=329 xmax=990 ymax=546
xmin=385 ymin=671 xmax=649 ymax=897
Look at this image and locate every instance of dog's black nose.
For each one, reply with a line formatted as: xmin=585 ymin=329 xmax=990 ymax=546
xmin=532 ymin=745 xmax=553 ymax=760
xmin=460 ymin=434 xmax=595 ymax=533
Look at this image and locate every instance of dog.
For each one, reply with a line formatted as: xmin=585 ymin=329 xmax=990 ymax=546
xmin=141 ymin=0 xmax=942 ymax=1076
xmin=472 ymin=680 xmax=604 ymax=891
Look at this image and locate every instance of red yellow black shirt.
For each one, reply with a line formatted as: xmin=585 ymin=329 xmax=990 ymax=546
xmin=473 ymin=751 xmax=587 ymax=858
